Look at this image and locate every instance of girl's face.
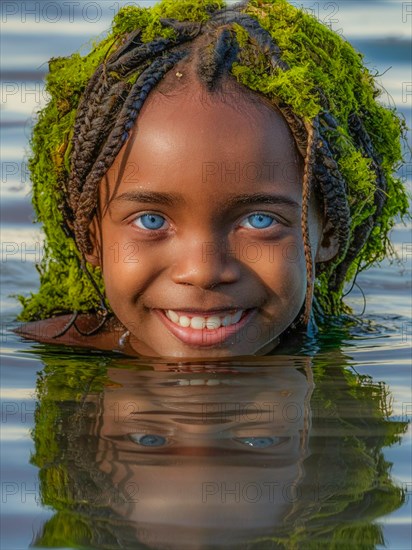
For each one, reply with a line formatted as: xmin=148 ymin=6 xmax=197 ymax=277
xmin=86 ymin=80 xmax=336 ymax=358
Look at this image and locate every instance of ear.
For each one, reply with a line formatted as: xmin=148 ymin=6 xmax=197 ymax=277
xmin=84 ymin=216 xmax=101 ymax=267
xmin=315 ymin=218 xmax=340 ymax=263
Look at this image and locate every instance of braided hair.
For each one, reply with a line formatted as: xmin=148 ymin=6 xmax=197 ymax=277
xmin=20 ymin=0 xmax=408 ymax=323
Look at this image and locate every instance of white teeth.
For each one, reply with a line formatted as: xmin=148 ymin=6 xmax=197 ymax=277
xmin=171 ymin=379 xmax=239 ymax=387
xmin=175 ymin=379 xmax=221 ymax=386
xmin=206 ymin=316 xmax=221 ymax=329
xmin=164 ymin=309 xmax=245 ymax=330
xmin=178 ymin=315 xmax=191 ymax=328
xmin=167 ymin=310 xmax=179 ymax=323
xmin=190 ymin=316 xmax=205 ymax=329
xmin=176 ymin=378 xmax=221 ymax=386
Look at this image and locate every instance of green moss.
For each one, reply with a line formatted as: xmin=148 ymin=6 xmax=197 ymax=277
xmin=19 ymin=0 xmax=410 ymax=321
xmin=113 ymin=0 xmax=224 ymax=41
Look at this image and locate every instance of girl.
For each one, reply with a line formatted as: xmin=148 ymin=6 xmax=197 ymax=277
xmin=16 ymin=0 xmax=409 ymax=358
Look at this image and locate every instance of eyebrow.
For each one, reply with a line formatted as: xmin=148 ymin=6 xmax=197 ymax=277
xmin=225 ymin=193 xmax=300 ymax=209
xmin=112 ymin=191 xmax=300 ymax=209
xmin=113 ymin=191 xmax=184 ymax=206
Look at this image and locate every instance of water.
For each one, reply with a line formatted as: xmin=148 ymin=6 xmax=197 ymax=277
xmin=1 ymin=1 xmax=411 ymax=549
xmin=1 ymin=339 xmax=411 ymax=549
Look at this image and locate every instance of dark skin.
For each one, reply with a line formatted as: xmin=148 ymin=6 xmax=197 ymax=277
xmin=16 ymin=80 xmax=338 ymax=358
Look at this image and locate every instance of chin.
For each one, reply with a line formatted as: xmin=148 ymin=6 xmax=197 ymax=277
xmin=131 ymin=338 xmax=280 ymax=360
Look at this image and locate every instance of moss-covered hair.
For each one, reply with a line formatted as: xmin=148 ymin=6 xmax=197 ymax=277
xmin=19 ymin=0 xmax=409 ymax=322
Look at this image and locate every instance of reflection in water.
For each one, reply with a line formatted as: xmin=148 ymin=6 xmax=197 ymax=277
xmin=30 ymin=353 xmax=407 ymax=549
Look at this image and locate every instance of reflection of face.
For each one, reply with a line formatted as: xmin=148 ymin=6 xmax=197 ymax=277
xmin=92 ymin=364 xmax=311 ymax=547
xmin=87 ymin=79 xmax=330 ymax=358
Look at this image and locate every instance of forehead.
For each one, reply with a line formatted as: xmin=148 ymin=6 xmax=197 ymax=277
xmin=104 ymin=79 xmax=303 ymax=201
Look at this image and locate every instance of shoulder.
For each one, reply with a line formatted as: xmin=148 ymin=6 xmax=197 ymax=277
xmin=14 ymin=313 xmax=126 ymax=351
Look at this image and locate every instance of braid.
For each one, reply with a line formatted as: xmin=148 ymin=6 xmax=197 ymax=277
xmin=73 ymin=50 xmax=188 ymax=254
xmin=67 ymin=38 xmax=141 ymax=213
xmin=313 ymin=125 xmax=351 ymax=253
xmin=348 ymin=112 xmax=388 ymax=216
xmin=301 ymin=123 xmax=316 ymax=324
xmin=197 ymin=27 xmax=240 ymax=91
xmin=211 ymin=11 xmax=289 ymax=70
xmin=326 ymin=112 xmax=389 ymax=285
xmin=332 ymin=215 xmax=374 ymax=291
xmin=314 ymin=111 xmax=388 ymax=292
xmin=275 ymin=102 xmax=308 ymax=157
xmin=67 ymin=29 xmax=145 ymax=191
xmin=110 ymin=36 xmax=184 ymax=77
xmin=68 ymin=79 xmax=130 ymax=214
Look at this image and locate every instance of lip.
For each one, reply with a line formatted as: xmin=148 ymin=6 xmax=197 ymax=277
xmin=160 ymin=308 xmax=242 ymax=316
xmin=155 ymin=308 xmax=258 ymax=348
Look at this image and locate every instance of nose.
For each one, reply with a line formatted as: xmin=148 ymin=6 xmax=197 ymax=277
xmin=170 ymin=238 xmax=241 ymax=289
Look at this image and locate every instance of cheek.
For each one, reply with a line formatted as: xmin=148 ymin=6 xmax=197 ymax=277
xmin=251 ymin=238 xmax=307 ymax=293
xmin=99 ymin=238 xmax=159 ymax=304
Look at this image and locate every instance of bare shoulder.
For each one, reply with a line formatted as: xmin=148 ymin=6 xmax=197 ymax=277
xmin=14 ymin=313 xmax=126 ymax=351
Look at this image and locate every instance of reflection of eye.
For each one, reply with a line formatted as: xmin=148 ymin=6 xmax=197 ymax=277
xmin=234 ymin=436 xmax=285 ymax=449
xmin=129 ymin=434 xmax=167 ymax=447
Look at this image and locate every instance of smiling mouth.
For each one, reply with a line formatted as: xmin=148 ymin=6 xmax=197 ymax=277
xmin=164 ymin=309 xmax=245 ymax=330
xmin=155 ymin=308 xmax=257 ymax=347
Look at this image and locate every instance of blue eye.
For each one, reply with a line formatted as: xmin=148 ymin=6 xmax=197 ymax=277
xmin=134 ymin=213 xmax=167 ymax=230
xmin=241 ymin=213 xmax=276 ymax=229
xmin=234 ymin=436 xmax=284 ymax=448
xmin=129 ymin=434 xmax=167 ymax=447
